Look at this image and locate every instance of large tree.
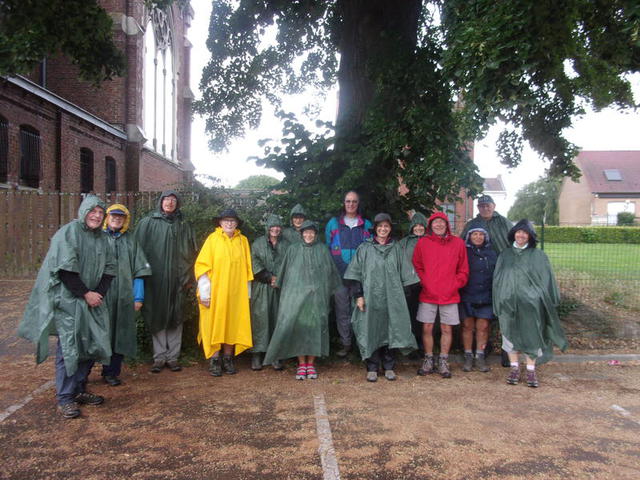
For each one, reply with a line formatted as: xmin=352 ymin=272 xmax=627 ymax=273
xmin=197 ymin=0 xmax=639 ymax=218
xmin=508 ymin=177 xmax=561 ymax=225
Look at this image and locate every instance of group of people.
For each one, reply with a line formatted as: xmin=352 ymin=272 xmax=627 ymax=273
xmin=19 ymin=190 xmax=568 ymax=419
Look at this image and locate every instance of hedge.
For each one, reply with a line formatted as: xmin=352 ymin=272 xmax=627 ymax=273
xmin=540 ymin=226 xmax=640 ymax=244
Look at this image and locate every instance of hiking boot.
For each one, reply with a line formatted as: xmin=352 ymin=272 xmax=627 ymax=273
xmin=150 ymin=361 xmax=164 ymax=373
xmin=462 ymin=353 xmax=473 ymax=372
xmin=75 ymin=392 xmax=104 ymax=406
xmin=306 ymin=365 xmax=318 ymax=380
xmin=222 ymin=355 xmax=237 ymax=375
xmin=336 ymin=344 xmax=352 ymax=358
xmin=103 ymin=375 xmax=121 ymax=386
xmin=366 ymin=371 xmax=378 ymax=382
xmin=439 ymin=356 xmax=452 ymax=378
xmin=251 ymin=353 xmax=263 ymax=371
xmin=209 ymin=357 xmax=222 ymax=377
xmin=167 ymin=361 xmax=182 ymax=372
xmin=417 ymin=355 xmax=435 ymax=376
xmin=526 ymin=370 xmax=539 ymax=388
xmin=475 ymin=354 xmax=490 ymax=373
xmin=296 ymin=364 xmax=307 ymax=380
xmin=272 ymin=359 xmax=284 ymax=371
xmin=501 ymin=349 xmax=510 ymax=368
xmin=58 ymin=402 xmax=80 ymax=419
xmin=384 ymin=370 xmax=397 ymax=381
xmin=507 ymin=367 xmax=520 ymax=385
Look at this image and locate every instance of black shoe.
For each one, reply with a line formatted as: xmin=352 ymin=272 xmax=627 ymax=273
xmin=251 ymin=353 xmax=263 ymax=371
xmin=103 ymin=375 xmax=122 ymax=386
xmin=222 ymin=355 xmax=237 ymax=375
xmin=336 ymin=344 xmax=352 ymax=358
xmin=209 ymin=357 xmax=222 ymax=377
xmin=75 ymin=392 xmax=104 ymax=406
xmin=167 ymin=361 xmax=182 ymax=372
xmin=150 ymin=362 xmax=164 ymax=373
xmin=501 ymin=349 xmax=510 ymax=368
xmin=58 ymin=402 xmax=80 ymax=419
xmin=272 ymin=359 xmax=284 ymax=371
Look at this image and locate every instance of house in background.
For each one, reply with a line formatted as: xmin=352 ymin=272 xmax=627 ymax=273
xmin=0 ymin=0 xmax=194 ymax=194
xmin=558 ymin=151 xmax=640 ymax=225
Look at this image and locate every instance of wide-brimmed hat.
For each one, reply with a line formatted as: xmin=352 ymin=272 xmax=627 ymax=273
xmin=217 ymin=208 xmax=243 ymax=227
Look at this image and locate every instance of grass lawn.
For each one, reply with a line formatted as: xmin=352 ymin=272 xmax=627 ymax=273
xmin=543 ymin=242 xmax=640 ymax=280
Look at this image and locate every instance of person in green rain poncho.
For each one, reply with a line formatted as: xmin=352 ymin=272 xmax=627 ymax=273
xmin=281 ymin=203 xmax=306 ymax=244
xmin=493 ymin=219 xmax=568 ymax=388
xmin=100 ymin=204 xmax=151 ymax=386
xmin=397 ymin=211 xmax=428 ymax=351
xmin=135 ymin=191 xmax=197 ymax=373
xmin=264 ymin=221 xmax=341 ymax=380
xmin=249 ymin=214 xmax=290 ymax=371
xmin=461 ymin=195 xmax=513 ymax=255
xmin=344 ymin=213 xmax=419 ymax=382
xmin=18 ymin=195 xmax=116 ymax=419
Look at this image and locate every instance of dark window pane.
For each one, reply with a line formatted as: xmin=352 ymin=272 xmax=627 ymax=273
xmin=105 ymin=157 xmax=117 ymax=192
xmin=80 ymin=148 xmax=94 ymax=193
xmin=19 ymin=126 xmax=40 ymax=188
xmin=0 ymin=117 xmax=8 ymax=183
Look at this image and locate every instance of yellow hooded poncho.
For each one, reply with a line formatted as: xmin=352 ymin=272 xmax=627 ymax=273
xmin=195 ymin=226 xmax=254 ymax=358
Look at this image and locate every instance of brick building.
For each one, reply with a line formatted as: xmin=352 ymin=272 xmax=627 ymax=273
xmin=0 ymin=0 xmax=194 ymax=194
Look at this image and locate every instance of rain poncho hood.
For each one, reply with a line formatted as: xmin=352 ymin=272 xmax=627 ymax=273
xmin=264 ymin=213 xmax=283 ymax=233
xmin=263 ymin=237 xmax=341 ymax=364
xmin=282 ymin=205 xmax=307 ymax=243
xmin=464 ymin=227 xmax=490 ymax=247
xmin=508 ymin=219 xmax=538 ymax=248
xmin=493 ymin=240 xmax=567 ymax=363
xmin=159 ymin=190 xmax=181 ymax=214
xmin=409 ymin=212 xmax=428 ymax=233
xmin=344 ymin=239 xmax=418 ymax=359
xmin=135 ymin=191 xmax=197 ymax=333
xmin=18 ymin=195 xmax=115 ymax=375
xmin=461 ymin=210 xmax=513 ymax=254
xmin=196 ymin=227 xmax=254 ymax=358
xmin=103 ymin=203 xmax=131 ymax=234
xmin=290 ymin=204 xmax=306 ymax=221
xmin=397 ymin=212 xmax=427 ymax=285
xmin=250 ymin=222 xmax=289 ymax=353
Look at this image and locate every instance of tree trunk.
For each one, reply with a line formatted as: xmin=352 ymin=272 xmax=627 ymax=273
xmin=335 ymin=0 xmax=421 ymax=147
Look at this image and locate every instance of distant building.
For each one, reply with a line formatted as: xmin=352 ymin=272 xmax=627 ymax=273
xmin=0 ymin=0 xmax=194 ymax=194
xmin=470 ymin=175 xmax=507 ymax=216
xmin=558 ymin=151 xmax=640 ymax=225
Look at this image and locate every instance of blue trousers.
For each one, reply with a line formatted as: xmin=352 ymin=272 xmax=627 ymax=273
xmin=54 ymin=340 xmax=94 ymax=406
xmin=101 ymin=353 xmax=124 ymax=377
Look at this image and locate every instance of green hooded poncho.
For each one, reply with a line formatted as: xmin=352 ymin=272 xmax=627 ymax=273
xmin=263 ymin=222 xmax=341 ymax=364
xmin=135 ymin=191 xmax=197 ymax=333
xmin=18 ymin=195 xmax=116 ymax=376
xmin=461 ymin=212 xmax=513 ymax=254
xmin=282 ymin=204 xmax=306 ymax=244
xmin=344 ymin=239 xmax=418 ymax=360
xmin=250 ymin=214 xmax=290 ymax=352
xmin=397 ymin=212 xmax=427 ymax=285
xmin=103 ymin=207 xmax=152 ymax=359
xmin=493 ymin=239 xmax=568 ymax=364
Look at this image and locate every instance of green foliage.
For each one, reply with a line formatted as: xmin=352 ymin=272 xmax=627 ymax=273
xmin=543 ymin=226 xmax=640 ymax=244
xmin=617 ymin=211 xmax=636 ymax=226
xmin=235 ymin=175 xmax=281 ymax=190
xmin=196 ymin=0 xmax=640 ymax=218
xmin=508 ymin=177 xmax=561 ymax=225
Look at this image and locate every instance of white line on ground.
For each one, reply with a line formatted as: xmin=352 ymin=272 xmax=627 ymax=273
xmin=314 ymin=393 xmax=341 ymax=480
xmin=611 ymin=404 xmax=640 ymax=426
xmin=0 ymin=380 xmax=55 ymax=423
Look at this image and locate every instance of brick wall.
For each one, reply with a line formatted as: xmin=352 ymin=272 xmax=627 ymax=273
xmin=139 ymin=149 xmax=186 ymax=191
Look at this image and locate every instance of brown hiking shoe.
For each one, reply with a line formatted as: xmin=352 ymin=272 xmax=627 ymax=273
xmin=417 ymin=355 xmax=435 ymax=376
xmin=75 ymin=392 xmax=104 ymax=406
xmin=439 ymin=356 xmax=452 ymax=378
xmin=475 ymin=354 xmax=490 ymax=372
xmin=58 ymin=402 xmax=80 ymax=419
xmin=462 ymin=353 xmax=473 ymax=372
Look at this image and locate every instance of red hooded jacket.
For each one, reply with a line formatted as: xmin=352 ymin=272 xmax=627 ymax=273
xmin=412 ymin=211 xmax=469 ymax=305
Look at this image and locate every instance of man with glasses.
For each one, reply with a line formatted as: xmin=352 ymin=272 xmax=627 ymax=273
xmin=325 ymin=190 xmax=372 ymax=357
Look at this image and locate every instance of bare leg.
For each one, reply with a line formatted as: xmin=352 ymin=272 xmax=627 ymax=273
xmin=440 ymin=324 xmax=452 ymax=355
xmin=308 ymin=355 xmax=316 ymax=365
xmin=222 ymin=344 xmax=234 ymax=356
xmin=462 ymin=317 xmax=475 ymax=351
xmin=508 ymin=351 xmax=519 ymax=364
xmin=422 ymin=323 xmax=434 ymax=354
xmin=297 ymin=355 xmax=306 ymax=365
xmin=475 ymin=318 xmax=490 ymax=351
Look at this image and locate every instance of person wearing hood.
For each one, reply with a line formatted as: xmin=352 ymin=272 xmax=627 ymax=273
xmin=195 ymin=208 xmax=254 ymax=376
xmin=325 ymin=190 xmax=373 ymax=357
xmin=459 ymin=228 xmax=497 ymax=373
xmin=461 ymin=195 xmax=513 ymax=255
xmin=282 ymin=204 xmax=306 ymax=244
xmin=412 ymin=212 xmax=469 ymax=378
xmin=493 ymin=219 xmax=568 ymax=387
xmin=397 ymin=212 xmax=428 ymax=351
xmin=344 ymin=213 xmax=419 ymax=382
xmin=100 ymin=204 xmax=152 ymax=386
xmin=249 ymin=214 xmax=290 ymax=371
xmin=19 ymin=195 xmax=116 ymax=419
xmin=264 ymin=220 xmax=341 ymax=380
xmin=135 ymin=190 xmax=197 ymax=373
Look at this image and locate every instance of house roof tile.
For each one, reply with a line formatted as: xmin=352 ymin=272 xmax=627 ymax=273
xmin=576 ymin=151 xmax=640 ymax=193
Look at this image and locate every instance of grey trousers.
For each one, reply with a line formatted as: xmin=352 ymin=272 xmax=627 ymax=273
xmin=334 ymin=284 xmax=354 ymax=347
xmin=152 ymin=323 xmax=183 ymax=363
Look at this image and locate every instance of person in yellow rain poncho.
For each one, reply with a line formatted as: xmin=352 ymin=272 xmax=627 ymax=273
xmin=195 ymin=208 xmax=253 ymax=377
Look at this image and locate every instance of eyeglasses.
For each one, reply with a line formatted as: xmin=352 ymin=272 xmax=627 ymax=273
xmin=221 ymin=218 xmax=238 ymax=224
xmin=345 ymin=200 xmax=359 ymax=204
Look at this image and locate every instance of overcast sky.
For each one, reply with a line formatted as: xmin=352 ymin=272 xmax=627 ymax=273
xmin=188 ymin=1 xmax=640 ymax=211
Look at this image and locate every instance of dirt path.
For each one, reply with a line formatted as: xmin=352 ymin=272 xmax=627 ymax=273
xmin=2 ymin=280 xmax=639 ymax=480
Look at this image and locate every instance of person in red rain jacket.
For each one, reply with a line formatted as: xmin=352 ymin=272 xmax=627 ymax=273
xmin=412 ymin=211 xmax=468 ymax=378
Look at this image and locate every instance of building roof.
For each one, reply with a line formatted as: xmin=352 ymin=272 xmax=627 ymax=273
xmin=576 ymin=151 xmax=640 ymax=194
xmin=483 ymin=176 xmax=506 ymax=192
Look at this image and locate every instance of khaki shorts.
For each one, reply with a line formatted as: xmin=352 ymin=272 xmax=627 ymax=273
xmin=417 ymin=302 xmax=460 ymax=326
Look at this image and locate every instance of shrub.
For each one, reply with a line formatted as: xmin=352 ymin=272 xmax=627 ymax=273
xmin=617 ymin=212 xmax=636 ymax=226
xmin=542 ymin=226 xmax=640 ymax=244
